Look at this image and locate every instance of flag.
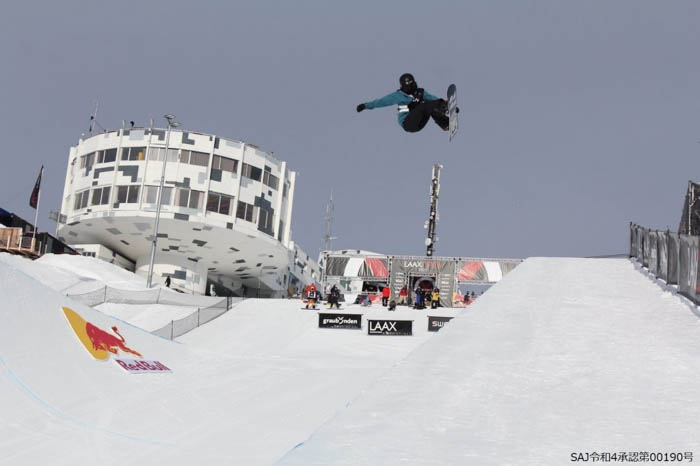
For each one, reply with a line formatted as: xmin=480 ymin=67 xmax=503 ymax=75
xmin=29 ymin=166 xmax=43 ymax=209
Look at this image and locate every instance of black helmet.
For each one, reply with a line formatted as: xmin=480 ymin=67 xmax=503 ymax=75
xmin=399 ymin=73 xmax=417 ymax=94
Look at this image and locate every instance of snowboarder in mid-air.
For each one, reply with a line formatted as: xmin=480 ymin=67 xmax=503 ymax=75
xmin=356 ymin=73 xmax=457 ymax=133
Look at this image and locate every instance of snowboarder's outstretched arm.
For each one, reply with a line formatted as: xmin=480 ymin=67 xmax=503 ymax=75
xmin=356 ymin=91 xmax=408 ymax=112
xmin=356 ymin=89 xmax=442 ymax=112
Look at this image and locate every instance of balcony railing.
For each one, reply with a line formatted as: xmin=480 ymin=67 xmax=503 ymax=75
xmin=0 ymin=228 xmax=42 ymax=257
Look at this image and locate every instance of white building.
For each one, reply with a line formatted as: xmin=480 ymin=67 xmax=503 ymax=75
xmin=58 ymin=124 xmax=319 ymax=296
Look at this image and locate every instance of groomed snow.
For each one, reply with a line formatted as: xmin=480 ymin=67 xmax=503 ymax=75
xmin=2 ymin=255 xmax=699 ymax=465
xmin=277 ymin=258 xmax=700 ymax=465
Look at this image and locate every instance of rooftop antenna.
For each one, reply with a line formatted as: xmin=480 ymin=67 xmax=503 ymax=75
xmin=89 ymin=100 xmax=99 ymax=135
xmin=425 ymin=163 xmax=443 ymax=257
xmin=321 ymin=190 xmax=337 ymax=254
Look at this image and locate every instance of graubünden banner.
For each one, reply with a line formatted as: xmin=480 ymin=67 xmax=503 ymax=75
xmin=318 ymin=313 xmax=362 ymax=329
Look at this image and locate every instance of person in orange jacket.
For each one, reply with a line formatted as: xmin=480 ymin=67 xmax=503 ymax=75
xmin=304 ymin=284 xmax=318 ymax=309
xmin=381 ymin=285 xmax=391 ymax=307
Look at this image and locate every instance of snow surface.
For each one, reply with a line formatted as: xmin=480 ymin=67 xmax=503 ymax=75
xmin=2 ymin=255 xmax=700 ymax=465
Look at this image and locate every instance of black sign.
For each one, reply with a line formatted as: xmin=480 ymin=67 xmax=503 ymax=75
xmin=318 ymin=313 xmax=362 ymax=329
xmin=367 ymin=319 xmax=412 ymax=336
xmin=428 ymin=316 xmax=454 ymax=332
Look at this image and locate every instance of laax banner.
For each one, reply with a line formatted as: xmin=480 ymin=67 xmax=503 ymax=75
xmin=318 ymin=313 xmax=362 ymax=329
xmin=62 ymin=306 xmax=171 ymax=372
xmin=428 ymin=316 xmax=454 ymax=332
xmin=367 ymin=319 xmax=412 ymax=336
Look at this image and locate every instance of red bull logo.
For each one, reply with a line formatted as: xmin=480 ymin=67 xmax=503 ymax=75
xmin=62 ymin=306 xmax=142 ymax=361
xmin=62 ymin=306 xmax=171 ymax=373
xmin=86 ymin=321 xmax=142 ymax=358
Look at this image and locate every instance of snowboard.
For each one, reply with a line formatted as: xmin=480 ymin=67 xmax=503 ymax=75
xmin=447 ymin=84 xmax=458 ymax=141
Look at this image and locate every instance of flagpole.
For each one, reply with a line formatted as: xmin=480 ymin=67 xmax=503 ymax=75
xmin=32 ymin=166 xmax=43 ymax=252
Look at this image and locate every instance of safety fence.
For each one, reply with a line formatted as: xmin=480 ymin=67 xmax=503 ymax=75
xmin=65 ymin=285 xmax=244 ymax=339
xmin=151 ymin=298 xmax=245 ymax=340
xmin=629 ymin=223 xmax=699 ymax=305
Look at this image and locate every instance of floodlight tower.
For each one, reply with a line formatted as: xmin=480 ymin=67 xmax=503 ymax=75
xmin=146 ymin=114 xmax=179 ymax=288
xmin=321 ymin=190 xmax=337 ymax=253
xmin=425 ymin=164 xmax=443 ymax=257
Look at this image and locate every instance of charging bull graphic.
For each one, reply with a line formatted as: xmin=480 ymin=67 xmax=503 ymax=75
xmin=62 ymin=306 xmax=142 ymax=361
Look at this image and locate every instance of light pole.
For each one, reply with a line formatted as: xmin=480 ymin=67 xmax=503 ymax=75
xmin=146 ymin=114 xmax=179 ymax=288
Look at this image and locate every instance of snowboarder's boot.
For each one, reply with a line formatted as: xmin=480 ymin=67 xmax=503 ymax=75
xmin=431 ymin=100 xmax=450 ymax=131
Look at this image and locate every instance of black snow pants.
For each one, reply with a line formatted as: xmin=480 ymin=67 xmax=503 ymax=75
xmin=402 ymin=99 xmax=449 ymax=133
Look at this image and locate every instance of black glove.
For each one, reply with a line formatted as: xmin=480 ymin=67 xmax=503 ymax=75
xmin=356 ymin=103 xmax=366 ymax=112
xmin=414 ymin=88 xmax=424 ymax=101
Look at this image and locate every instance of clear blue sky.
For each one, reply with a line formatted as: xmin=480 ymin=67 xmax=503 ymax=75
xmin=1 ymin=1 xmax=698 ymax=258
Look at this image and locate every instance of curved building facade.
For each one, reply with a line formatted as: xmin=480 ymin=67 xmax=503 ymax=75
xmin=58 ymin=125 xmax=317 ymax=296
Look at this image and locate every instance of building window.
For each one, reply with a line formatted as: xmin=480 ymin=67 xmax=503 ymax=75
xmin=144 ymin=185 xmax=173 ymax=205
xmin=236 ymin=201 xmax=257 ymax=223
xmin=116 ymin=185 xmax=140 ymax=204
xmin=180 ymin=150 xmax=209 ymax=167
xmin=259 ymin=208 xmax=273 ymax=231
xmin=73 ymin=190 xmax=90 ymax=210
xmin=206 ymin=192 xmax=234 ymax=215
xmin=90 ymin=187 xmax=111 ymax=206
xmin=212 ymin=155 xmax=238 ymax=174
xmin=262 ymin=170 xmax=279 ymax=190
xmin=96 ymin=148 xmax=117 ymax=164
xmin=283 ymin=182 xmax=289 ymax=198
xmin=278 ymin=220 xmax=284 ymax=241
xmin=175 ymin=188 xmax=204 ymax=210
xmin=80 ymin=152 xmax=96 ymax=171
xmin=147 ymin=147 xmax=179 ymax=162
xmin=241 ymin=163 xmax=262 ymax=181
xmin=121 ymin=146 xmax=146 ymax=161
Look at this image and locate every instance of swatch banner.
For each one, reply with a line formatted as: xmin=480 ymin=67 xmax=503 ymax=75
xmin=428 ymin=316 xmax=453 ymax=332
xmin=318 ymin=313 xmax=362 ymax=329
xmin=367 ymin=319 xmax=412 ymax=336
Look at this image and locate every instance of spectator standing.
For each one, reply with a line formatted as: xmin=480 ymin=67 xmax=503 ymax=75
xmin=414 ymin=288 xmax=424 ymax=309
xmin=431 ymin=288 xmax=440 ymax=309
xmin=328 ymin=285 xmax=341 ymax=309
xmin=164 ymin=276 xmax=171 ymax=288
xmin=399 ymin=286 xmax=408 ymax=305
xmin=381 ymin=286 xmax=391 ymax=306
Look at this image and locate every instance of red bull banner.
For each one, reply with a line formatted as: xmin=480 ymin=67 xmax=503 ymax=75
xmin=114 ymin=358 xmax=172 ymax=373
xmin=62 ymin=306 xmax=171 ymax=373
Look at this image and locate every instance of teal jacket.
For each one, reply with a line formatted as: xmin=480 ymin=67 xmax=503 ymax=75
xmin=364 ymin=90 xmax=440 ymax=126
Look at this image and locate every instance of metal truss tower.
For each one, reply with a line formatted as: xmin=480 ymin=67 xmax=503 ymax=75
xmin=425 ymin=164 xmax=443 ymax=257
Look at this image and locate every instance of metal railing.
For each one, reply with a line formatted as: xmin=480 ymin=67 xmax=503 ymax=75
xmin=629 ymin=223 xmax=698 ymax=305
